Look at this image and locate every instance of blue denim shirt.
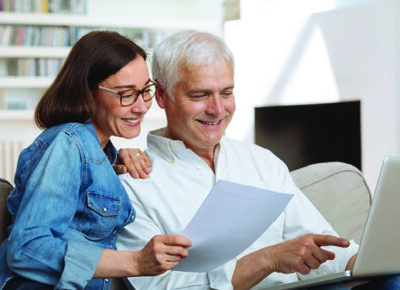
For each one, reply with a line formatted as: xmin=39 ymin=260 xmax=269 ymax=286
xmin=0 ymin=122 xmax=136 ymax=290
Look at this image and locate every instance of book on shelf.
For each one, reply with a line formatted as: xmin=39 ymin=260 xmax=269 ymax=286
xmin=0 ymin=88 xmax=43 ymax=110
xmin=0 ymin=0 xmax=87 ymax=14
xmin=0 ymin=59 xmax=6 ymax=77
xmin=0 ymin=25 xmax=169 ymax=50
xmin=2 ymin=58 xmax=64 ymax=76
xmin=0 ymin=90 xmax=5 ymax=109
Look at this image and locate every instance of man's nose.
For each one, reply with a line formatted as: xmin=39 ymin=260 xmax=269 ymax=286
xmin=206 ymin=95 xmax=224 ymax=115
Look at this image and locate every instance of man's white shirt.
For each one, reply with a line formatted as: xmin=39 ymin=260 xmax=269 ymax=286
xmin=117 ymin=128 xmax=358 ymax=290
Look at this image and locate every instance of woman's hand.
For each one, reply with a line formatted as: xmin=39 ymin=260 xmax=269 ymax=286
xmin=94 ymin=235 xmax=191 ymax=278
xmin=134 ymin=235 xmax=192 ymax=276
xmin=113 ymin=148 xmax=152 ymax=178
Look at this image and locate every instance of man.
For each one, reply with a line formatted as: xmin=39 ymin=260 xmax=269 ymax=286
xmin=116 ymin=31 xmax=395 ymax=290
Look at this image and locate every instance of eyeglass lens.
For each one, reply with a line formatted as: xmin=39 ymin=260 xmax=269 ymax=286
xmin=120 ymin=84 xmax=156 ymax=106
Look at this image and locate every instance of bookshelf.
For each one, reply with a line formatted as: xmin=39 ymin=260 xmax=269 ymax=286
xmin=0 ymin=0 xmax=87 ymax=14
xmin=0 ymin=0 xmax=223 ymax=182
xmin=0 ymin=2 xmax=219 ymax=115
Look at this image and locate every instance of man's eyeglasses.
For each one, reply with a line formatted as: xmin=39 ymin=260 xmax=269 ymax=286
xmin=98 ymin=80 xmax=156 ymax=107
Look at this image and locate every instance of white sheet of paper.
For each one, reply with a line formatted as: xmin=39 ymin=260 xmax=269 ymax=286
xmin=173 ymin=179 xmax=293 ymax=272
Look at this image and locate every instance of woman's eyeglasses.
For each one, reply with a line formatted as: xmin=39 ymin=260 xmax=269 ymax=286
xmin=98 ymin=80 xmax=156 ymax=106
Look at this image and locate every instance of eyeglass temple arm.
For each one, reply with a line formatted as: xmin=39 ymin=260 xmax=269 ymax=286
xmin=98 ymin=86 xmax=118 ymax=94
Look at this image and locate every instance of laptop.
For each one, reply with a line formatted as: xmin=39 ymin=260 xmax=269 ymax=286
xmin=270 ymin=156 xmax=400 ymax=289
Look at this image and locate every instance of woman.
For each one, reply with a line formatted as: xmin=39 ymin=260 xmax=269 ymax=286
xmin=0 ymin=31 xmax=190 ymax=290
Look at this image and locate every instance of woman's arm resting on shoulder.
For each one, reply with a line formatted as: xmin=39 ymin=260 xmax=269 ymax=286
xmin=94 ymin=234 xmax=191 ymax=278
xmin=113 ymin=148 xmax=152 ymax=178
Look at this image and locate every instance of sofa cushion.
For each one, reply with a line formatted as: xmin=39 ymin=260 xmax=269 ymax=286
xmin=291 ymin=162 xmax=372 ymax=244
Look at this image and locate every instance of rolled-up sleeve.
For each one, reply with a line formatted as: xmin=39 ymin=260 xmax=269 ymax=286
xmin=56 ymin=240 xmax=103 ymax=289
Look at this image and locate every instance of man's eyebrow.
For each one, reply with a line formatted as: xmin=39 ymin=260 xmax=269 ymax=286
xmin=187 ymin=89 xmax=211 ymax=94
xmin=111 ymin=79 xmax=151 ymax=90
xmin=187 ymin=85 xmax=234 ymax=94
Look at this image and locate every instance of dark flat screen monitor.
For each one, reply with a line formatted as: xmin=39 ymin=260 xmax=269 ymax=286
xmin=255 ymin=101 xmax=361 ymax=171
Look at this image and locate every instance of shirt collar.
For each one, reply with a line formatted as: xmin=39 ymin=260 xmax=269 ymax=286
xmin=85 ymin=121 xmax=118 ymax=164
xmin=104 ymin=140 xmax=118 ymax=164
xmin=147 ymin=127 xmax=222 ymax=166
xmin=147 ymin=128 xmax=187 ymax=163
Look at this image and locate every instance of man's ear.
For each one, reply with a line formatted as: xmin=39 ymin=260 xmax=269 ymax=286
xmin=155 ymin=86 xmax=167 ymax=109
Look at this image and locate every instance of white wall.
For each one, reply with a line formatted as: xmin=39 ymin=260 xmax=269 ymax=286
xmin=224 ymin=0 xmax=399 ymax=190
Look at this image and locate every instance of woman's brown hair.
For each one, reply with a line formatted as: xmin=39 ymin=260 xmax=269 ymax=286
xmin=35 ymin=30 xmax=146 ymax=129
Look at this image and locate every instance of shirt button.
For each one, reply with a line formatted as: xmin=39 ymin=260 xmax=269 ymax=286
xmin=105 ymin=278 xmax=110 ymax=283
xmin=103 ymin=207 xmax=108 ymax=213
xmin=170 ymin=158 xmax=175 ymax=164
xmin=196 ymin=165 xmax=201 ymax=170
xmin=130 ymin=215 xmax=135 ymax=220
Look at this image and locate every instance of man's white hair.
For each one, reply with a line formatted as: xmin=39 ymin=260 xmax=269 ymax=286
xmin=151 ymin=30 xmax=235 ymax=99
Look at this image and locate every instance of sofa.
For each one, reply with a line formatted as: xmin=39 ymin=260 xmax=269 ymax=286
xmin=0 ymin=161 xmax=372 ymax=289
xmin=290 ymin=161 xmax=372 ymax=244
xmin=0 ymin=177 xmax=13 ymax=244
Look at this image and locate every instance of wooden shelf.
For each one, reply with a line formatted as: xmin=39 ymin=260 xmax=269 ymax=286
xmin=0 ymin=76 xmax=53 ymax=88
xmin=0 ymin=46 xmax=71 ymax=58
xmin=0 ymin=12 xmax=217 ymax=30
xmin=0 ymin=109 xmax=34 ymax=120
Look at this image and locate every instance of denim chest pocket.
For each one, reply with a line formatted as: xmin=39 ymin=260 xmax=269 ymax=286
xmin=77 ymin=191 xmax=121 ymax=240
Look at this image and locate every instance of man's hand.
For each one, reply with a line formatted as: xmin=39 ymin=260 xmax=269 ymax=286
xmin=113 ymin=148 xmax=152 ymax=178
xmin=346 ymin=254 xmax=357 ymax=270
xmin=265 ymin=234 xmax=350 ymax=275
xmin=232 ymin=234 xmax=350 ymax=290
xmin=134 ymin=235 xmax=192 ymax=276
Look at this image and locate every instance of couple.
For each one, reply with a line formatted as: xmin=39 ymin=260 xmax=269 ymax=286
xmin=1 ymin=29 xmax=398 ymax=289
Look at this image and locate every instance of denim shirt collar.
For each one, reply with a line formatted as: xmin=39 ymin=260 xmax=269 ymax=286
xmin=85 ymin=120 xmax=118 ymax=165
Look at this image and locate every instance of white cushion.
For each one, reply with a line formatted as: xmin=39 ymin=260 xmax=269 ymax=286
xmin=291 ymin=162 xmax=372 ymax=244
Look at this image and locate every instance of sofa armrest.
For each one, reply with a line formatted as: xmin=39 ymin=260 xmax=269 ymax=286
xmin=0 ymin=177 xmax=13 ymax=243
xmin=290 ymin=162 xmax=372 ymax=244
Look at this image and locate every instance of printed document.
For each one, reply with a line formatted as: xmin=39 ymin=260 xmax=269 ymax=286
xmin=173 ymin=179 xmax=293 ymax=272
